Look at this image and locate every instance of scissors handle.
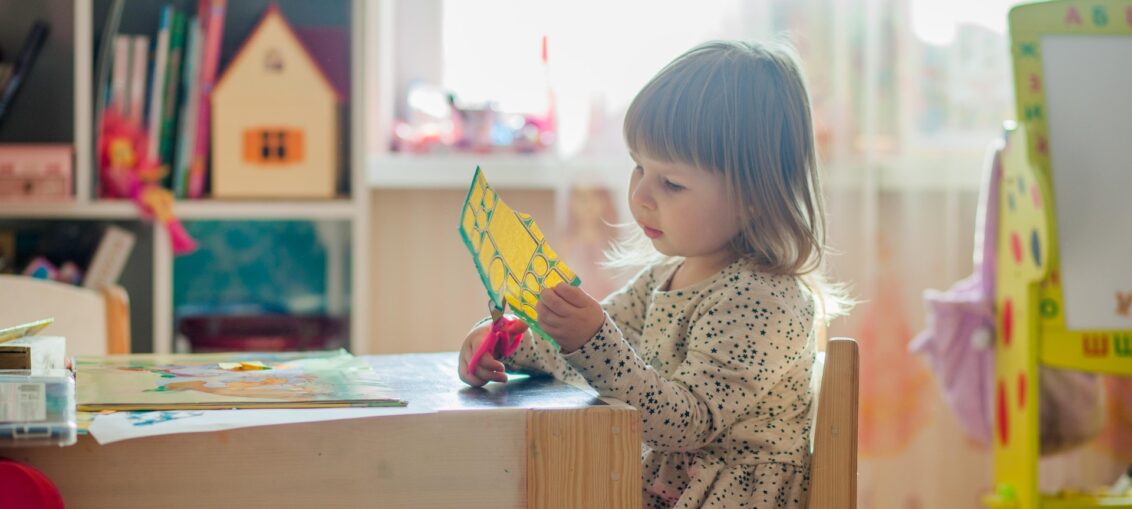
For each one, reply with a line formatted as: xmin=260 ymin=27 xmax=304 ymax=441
xmin=465 ymin=313 xmax=526 ymax=381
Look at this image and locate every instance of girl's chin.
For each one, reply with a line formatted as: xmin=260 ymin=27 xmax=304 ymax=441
xmin=649 ymin=240 xmax=676 ymax=256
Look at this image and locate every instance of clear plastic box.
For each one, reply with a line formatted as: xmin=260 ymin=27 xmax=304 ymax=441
xmin=0 ymin=369 xmax=76 ymax=447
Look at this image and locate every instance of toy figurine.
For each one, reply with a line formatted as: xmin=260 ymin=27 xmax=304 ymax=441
xmin=99 ymin=111 xmax=197 ymax=255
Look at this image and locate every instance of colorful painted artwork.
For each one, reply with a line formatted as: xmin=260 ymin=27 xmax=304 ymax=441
xmin=459 ymin=166 xmax=581 ymax=343
xmin=126 ymin=410 xmax=206 ymax=426
xmin=75 ymin=350 xmax=405 ymax=411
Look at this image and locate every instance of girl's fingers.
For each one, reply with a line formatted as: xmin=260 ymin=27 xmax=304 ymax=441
xmin=553 ymin=283 xmax=590 ymax=307
xmin=539 ymin=287 xmax=570 ymax=316
xmin=460 ymin=337 xmax=486 ymax=386
xmin=475 ymin=362 xmax=507 ymax=384
xmin=460 ymin=324 xmax=506 ymax=387
xmin=464 ymin=352 xmax=505 ymax=385
xmin=479 ymin=352 xmax=505 ymax=373
xmin=534 ymin=303 xmax=561 ymax=328
xmin=536 ymin=301 xmax=567 ymax=323
xmin=460 ymin=360 xmax=486 ymax=387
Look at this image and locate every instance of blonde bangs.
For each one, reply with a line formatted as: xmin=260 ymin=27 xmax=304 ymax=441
xmin=623 ymin=47 xmax=734 ymax=173
xmin=621 ymin=41 xmax=826 ymax=279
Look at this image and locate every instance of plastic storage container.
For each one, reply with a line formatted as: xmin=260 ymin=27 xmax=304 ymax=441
xmin=0 ymin=369 xmax=76 ymax=447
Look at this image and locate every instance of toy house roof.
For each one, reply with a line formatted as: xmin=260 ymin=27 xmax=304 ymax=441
xmin=213 ymin=4 xmax=344 ymax=103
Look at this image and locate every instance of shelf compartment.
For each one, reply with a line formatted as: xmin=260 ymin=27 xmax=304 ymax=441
xmin=0 ymin=200 xmax=359 ymax=220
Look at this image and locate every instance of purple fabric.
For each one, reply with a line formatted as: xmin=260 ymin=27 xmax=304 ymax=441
xmin=910 ymin=275 xmax=996 ymax=444
xmin=910 ymin=134 xmax=1104 ymax=451
xmin=908 ymin=143 xmax=1002 ymax=445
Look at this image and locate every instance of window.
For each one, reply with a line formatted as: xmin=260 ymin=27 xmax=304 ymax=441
xmin=374 ymin=0 xmax=1026 ymax=188
xmin=244 ymin=128 xmax=304 ymax=165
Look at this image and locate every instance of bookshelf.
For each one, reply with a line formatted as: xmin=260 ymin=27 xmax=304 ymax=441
xmin=0 ymin=0 xmax=371 ymax=355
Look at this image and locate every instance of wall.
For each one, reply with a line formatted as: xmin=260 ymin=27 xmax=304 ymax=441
xmin=367 ymin=187 xmax=562 ymax=353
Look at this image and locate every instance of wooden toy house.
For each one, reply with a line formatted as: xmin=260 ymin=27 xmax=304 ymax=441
xmin=211 ymin=5 xmax=341 ymax=199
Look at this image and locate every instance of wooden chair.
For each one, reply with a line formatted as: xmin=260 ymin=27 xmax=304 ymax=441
xmin=0 ymin=275 xmax=130 ymax=356
xmin=808 ymin=337 xmax=860 ymax=509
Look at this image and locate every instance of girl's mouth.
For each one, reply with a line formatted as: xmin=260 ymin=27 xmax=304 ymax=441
xmin=642 ymin=225 xmax=663 ymax=239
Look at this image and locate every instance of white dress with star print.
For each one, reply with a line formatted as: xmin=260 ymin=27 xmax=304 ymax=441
xmin=501 ymin=256 xmax=817 ymax=508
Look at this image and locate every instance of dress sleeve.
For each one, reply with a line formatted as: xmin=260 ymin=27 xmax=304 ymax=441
xmin=562 ymin=283 xmax=814 ymax=452
xmin=598 ymin=266 xmax=654 ymax=349
xmin=499 ymin=266 xmax=656 ymax=384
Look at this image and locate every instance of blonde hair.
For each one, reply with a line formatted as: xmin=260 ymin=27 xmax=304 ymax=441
xmin=610 ymin=39 xmax=850 ymax=318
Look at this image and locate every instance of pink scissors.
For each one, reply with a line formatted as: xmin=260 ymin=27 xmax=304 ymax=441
xmin=466 ymin=300 xmax=527 ymax=380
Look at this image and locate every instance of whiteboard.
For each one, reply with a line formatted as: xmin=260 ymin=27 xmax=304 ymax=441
xmin=1041 ymin=35 xmax=1132 ymax=330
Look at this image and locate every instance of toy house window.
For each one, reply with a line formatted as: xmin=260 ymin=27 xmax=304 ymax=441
xmin=244 ymin=129 xmax=304 ymax=165
xmin=265 ymin=49 xmax=284 ymax=72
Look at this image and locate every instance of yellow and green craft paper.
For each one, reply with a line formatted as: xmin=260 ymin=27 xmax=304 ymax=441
xmin=459 ymin=166 xmax=581 ymax=347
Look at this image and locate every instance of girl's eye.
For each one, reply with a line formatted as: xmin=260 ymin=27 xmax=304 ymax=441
xmin=663 ymin=179 xmax=685 ymax=191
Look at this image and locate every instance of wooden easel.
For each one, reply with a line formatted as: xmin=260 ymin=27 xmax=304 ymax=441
xmin=989 ymin=1 xmax=1132 ymax=507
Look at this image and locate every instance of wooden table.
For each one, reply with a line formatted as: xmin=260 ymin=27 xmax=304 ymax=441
xmin=0 ymin=353 xmax=641 ymax=508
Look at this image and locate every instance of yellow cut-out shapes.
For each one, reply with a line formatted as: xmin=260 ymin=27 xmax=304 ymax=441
xmin=459 ymin=167 xmax=580 ymax=344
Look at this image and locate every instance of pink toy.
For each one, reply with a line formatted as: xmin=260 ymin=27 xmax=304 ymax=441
xmin=99 ymin=111 xmax=197 ymax=255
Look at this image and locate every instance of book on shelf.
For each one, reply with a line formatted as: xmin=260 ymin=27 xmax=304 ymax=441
xmin=145 ymin=5 xmax=173 ymax=166
xmin=97 ymin=3 xmax=220 ymax=199
xmin=128 ymin=35 xmax=149 ymax=127
xmin=159 ymin=9 xmax=187 ymax=181
xmin=188 ymin=0 xmax=228 ymax=199
xmin=110 ymin=35 xmax=131 ymax=117
xmin=174 ymin=17 xmax=202 ymax=198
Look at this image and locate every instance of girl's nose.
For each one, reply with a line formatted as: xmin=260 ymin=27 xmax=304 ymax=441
xmin=631 ymin=178 xmax=657 ymax=211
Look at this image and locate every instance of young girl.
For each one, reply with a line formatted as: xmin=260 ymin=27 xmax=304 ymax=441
xmin=459 ymin=40 xmax=845 ymax=509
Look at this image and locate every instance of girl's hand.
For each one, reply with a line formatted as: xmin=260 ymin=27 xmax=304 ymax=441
xmin=458 ymin=322 xmax=508 ymax=387
xmin=537 ymin=283 xmax=604 ymax=353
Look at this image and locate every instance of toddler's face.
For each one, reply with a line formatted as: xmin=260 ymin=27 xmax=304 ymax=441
xmin=628 ymin=152 xmax=741 ymax=262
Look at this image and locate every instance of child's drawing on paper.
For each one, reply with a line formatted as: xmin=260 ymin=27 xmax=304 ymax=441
xmin=123 ymin=358 xmax=335 ymax=400
xmin=150 ymin=373 xmax=323 ymax=401
xmin=76 ymin=350 xmax=405 ymax=410
xmin=127 ymin=411 xmax=206 ymax=427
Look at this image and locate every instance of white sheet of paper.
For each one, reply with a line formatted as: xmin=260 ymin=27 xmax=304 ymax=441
xmin=89 ymin=406 xmax=431 ymax=445
xmin=1042 ymin=35 xmax=1132 ymax=330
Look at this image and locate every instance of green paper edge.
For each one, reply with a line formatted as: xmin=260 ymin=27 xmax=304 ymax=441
xmin=457 ymin=166 xmax=581 ymax=349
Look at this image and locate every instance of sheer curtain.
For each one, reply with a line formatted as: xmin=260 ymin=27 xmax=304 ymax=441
xmin=381 ymin=1 xmax=1132 ymax=506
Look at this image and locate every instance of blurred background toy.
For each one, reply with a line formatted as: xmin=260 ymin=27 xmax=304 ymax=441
xmin=98 ymin=110 xmax=197 ymax=255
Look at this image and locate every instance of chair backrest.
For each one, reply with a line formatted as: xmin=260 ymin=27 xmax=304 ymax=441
xmin=808 ymin=337 xmax=859 ymax=509
xmin=0 ymin=275 xmax=130 ymax=356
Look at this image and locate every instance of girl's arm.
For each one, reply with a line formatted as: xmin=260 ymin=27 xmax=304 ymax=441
xmin=495 ymin=328 xmax=589 ymax=386
xmin=597 ymin=266 xmax=655 ymax=349
xmin=561 ymin=285 xmax=814 ymax=452
xmin=499 ymin=266 xmax=655 ymax=381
